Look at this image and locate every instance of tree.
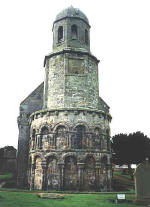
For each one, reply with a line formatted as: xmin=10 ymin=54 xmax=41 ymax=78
xmin=111 ymin=131 xmax=150 ymax=179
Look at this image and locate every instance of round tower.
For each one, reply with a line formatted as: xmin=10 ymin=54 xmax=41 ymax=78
xmin=29 ymin=6 xmax=112 ymax=191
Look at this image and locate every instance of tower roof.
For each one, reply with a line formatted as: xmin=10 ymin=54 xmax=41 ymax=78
xmin=54 ymin=6 xmax=89 ymax=25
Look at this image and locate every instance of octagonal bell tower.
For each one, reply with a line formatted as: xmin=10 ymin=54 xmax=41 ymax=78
xmin=43 ymin=6 xmax=98 ymax=110
xmin=29 ymin=6 xmax=112 ymax=191
xmin=52 ymin=6 xmax=90 ymax=53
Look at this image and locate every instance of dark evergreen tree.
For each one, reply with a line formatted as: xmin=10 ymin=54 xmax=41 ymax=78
xmin=111 ymin=131 xmax=150 ymax=179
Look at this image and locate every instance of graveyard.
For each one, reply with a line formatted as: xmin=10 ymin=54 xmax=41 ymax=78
xmin=0 ymin=2 xmax=150 ymax=207
xmin=1 ymin=145 xmax=150 ymax=206
xmin=0 ymin=164 xmax=149 ymax=207
xmin=0 ymin=190 xmax=144 ymax=207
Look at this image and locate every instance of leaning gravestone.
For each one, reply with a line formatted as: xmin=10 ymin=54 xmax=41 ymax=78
xmin=134 ymin=161 xmax=150 ymax=205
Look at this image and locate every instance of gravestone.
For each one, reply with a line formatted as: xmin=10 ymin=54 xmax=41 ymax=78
xmin=134 ymin=161 xmax=150 ymax=205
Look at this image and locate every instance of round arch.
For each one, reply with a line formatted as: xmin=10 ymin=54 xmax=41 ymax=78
xmin=53 ymin=122 xmax=70 ymax=132
xmin=73 ymin=121 xmax=89 ymax=132
xmin=62 ymin=152 xmax=78 ymax=162
xmin=39 ymin=124 xmax=51 ymax=134
xmin=45 ymin=152 xmax=59 ymax=161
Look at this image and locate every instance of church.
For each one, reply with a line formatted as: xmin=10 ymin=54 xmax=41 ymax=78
xmin=17 ymin=6 xmax=112 ymax=191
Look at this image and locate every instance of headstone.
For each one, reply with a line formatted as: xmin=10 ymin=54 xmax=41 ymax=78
xmin=134 ymin=161 xmax=150 ymax=205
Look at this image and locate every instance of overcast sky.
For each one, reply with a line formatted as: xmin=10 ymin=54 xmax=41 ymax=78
xmin=0 ymin=0 xmax=150 ymax=148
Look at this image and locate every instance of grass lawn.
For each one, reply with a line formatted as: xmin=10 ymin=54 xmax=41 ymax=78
xmin=114 ymin=171 xmax=132 ymax=180
xmin=0 ymin=191 xmax=145 ymax=207
xmin=0 ymin=173 xmax=13 ymax=180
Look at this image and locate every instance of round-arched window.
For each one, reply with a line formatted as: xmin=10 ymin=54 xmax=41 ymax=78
xmin=58 ymin=26 xmax=63 ymax=42
xmin=71 ymin=24 xmax=78 ymax=40
xmin=85 ymin=29 xmax=88 ymax=45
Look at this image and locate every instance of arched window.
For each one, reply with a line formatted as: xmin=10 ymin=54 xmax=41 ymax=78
xmin=71 ymin=25 xmax=78 ymax=40
xmin=41 ymin=127 xmax=49 ymax=135
xmin=74 ymin=125 xmax=85 ymax=149
xmin=31 ymin=129 xmax=36 ymax=150
xmin=39 ymin=126 xmax=49 ymax=149
xmin=106 ymin=129 xmax=110 ymax=137
xmin=94 ymin=128 xmax=101 ymax=150
xmin=55 ymin=126 xmax=67 ymax=149
xmin=85 ymin=29 xmax=88 ymax=45
xmin=58 ymin=26 xmax=63 ymax=42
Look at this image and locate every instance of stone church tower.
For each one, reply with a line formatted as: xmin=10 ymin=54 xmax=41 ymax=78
xmin=17 ymin=6 xmax=112 ymax=191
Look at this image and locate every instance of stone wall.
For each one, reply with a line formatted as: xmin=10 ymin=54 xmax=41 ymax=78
xmin=28 ymin=109 xmax=111 ymax=191
xmin=29 ymin=152 xmax=111 ymax=191
xmin=17 ymin=83 xmax=43 ymax=188
xmin=43 ymin=52 xmax=99 ymax=110
xmin=53 ymin=16 xmax=90 ymax=53
xmin=0 ymin=146 xmax=17 ymax=174
xmin=18 ymin=6 xmax=112 ymax=191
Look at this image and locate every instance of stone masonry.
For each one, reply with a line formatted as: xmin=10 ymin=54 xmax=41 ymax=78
xmin=17 ymin=6 xmax=112 ymax=191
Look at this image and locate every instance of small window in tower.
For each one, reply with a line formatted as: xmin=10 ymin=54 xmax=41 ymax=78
xmin=85 ymin=29 xmax=88 ymax=45
xmin=71 ymin=25 xmax=78 ymax=40
xmin=58 ymin=26 xmax=63 ymax=42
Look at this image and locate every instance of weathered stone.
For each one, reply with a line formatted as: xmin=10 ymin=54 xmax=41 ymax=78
xmin=38 ymin=193 xmax=64 ymax=199
xmin=17 ymin=6 xmax=112 ymax=191
xmin=17 ymin=83 xmax=43 ymax=187
xmin=134 ymin=161 xmax=150 ymax=205
xmin=0 ymin=146 xmax=17 ymax=174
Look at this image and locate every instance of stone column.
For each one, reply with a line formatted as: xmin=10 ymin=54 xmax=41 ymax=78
xmin=32 ymin=139 xmax=35 ymax=150
xmin=30 ymin=163 xmax=35 ymax=190
xmin=68 ymin=132 xmax=72 ymax=149
xmin=95 ymin=162 xmax=101 ymax=191
xmin=77 ymin=163 xmax=84 ymax=191
xmin=106 ymin=155 xmax=112 ymax=191
xmin=36 ymin=135 xmax=40 ymax=149
xmin=58 ymin=163 xmax=65 ymax=190
xmin=41 ymin=161 xmax=47 ymax=190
